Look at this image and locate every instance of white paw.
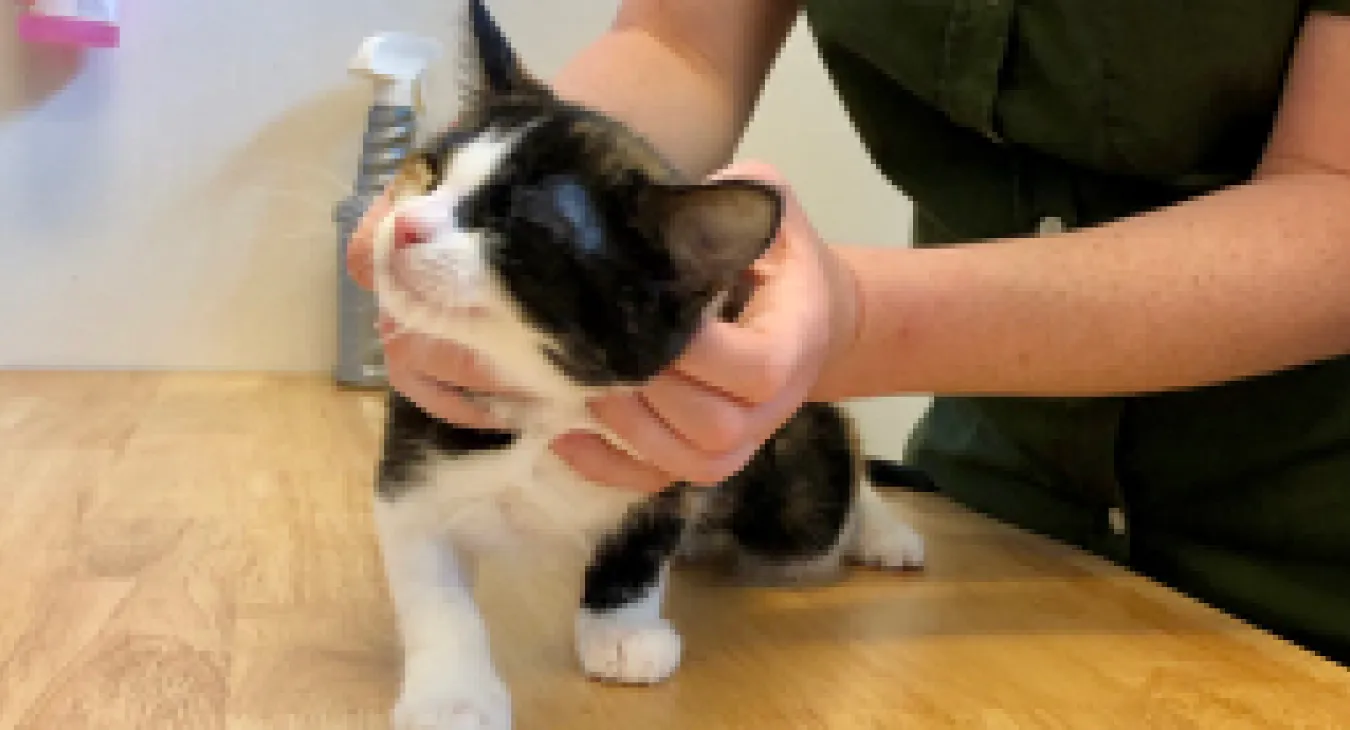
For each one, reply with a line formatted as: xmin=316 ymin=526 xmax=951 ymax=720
xmin=393 ymin=660 xmax=512 ymax=730
xmin=575 ymin=615 xmax=683 ymax=685
xmin=855 ymin=520 xmax=926 ymax=570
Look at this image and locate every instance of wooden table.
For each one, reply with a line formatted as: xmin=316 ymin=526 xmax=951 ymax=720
xmin=0 ymin=373 xmax=1346 ymax=729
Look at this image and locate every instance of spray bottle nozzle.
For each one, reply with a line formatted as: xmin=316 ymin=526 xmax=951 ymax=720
xmin=350 ymin=32 xmax=444 ymax=108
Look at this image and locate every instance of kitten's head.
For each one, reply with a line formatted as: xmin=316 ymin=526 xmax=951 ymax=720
xmin=372 ymin=0 xmax=782 ymax=392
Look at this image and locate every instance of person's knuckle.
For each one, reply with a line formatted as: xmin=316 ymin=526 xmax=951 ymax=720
xmin=597 ymin=450 xmax=654 ymax=491
xmin=687 ymin=454 xmax=740 ymax=486
xmin=686 ymin=464 xmax=723 ymax=486
xmin=636 ymin=465 xmax=674 ymax=493
xmin=735 ymin=367 xmax=769 ymax=403
xmin=411 ymin=338 xmax=459 ymax=376
xmin=423 ymin=341 xmax=461 ymax=372
xmin=385 ymin=369 xmax=410 ymax=395
xmin=713 ymin=453 xmax=753 ymax=484
xmin=589 ymin=394 xmax=633 ymax=432
xmin=454 ymin=344 xmax=490 ymax=378
xmin=698 ymin=409 xmax=747 ymax=453
xmin=745 ymin=355 xmax=792 ymax=402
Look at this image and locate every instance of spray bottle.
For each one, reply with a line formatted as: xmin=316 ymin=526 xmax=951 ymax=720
xmin=333 ymin=33 xmax=443 ymax=387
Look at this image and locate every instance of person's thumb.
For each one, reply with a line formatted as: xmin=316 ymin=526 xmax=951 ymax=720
xmin=345 ymin=189 xmax=394 ymax=291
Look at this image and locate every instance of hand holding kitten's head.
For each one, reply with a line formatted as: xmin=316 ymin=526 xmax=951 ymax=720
xmin=373 ymin=0 xmax=783 ymax=391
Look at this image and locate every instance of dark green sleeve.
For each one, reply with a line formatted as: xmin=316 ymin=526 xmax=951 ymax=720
xmin=1310 ymin=0 xmax=1350 ymax=13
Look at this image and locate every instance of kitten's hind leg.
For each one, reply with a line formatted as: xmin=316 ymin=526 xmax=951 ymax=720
xmin=374 ymin=498 xmax=511 ymax=730
xmin=575 ymin=490 xmax=686 ymax=685
xmin=725 ymin=404 xmax=924 ymax=584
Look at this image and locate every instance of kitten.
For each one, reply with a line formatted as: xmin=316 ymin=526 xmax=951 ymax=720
xmin=367 ymin=3 xmax=925 ymax=728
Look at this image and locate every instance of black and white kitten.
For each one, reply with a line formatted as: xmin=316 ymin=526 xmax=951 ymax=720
xmin=368 ymin=3 xmax=925 ymax=728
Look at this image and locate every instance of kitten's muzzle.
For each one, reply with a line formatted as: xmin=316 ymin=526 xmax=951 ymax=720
xmin=391 ymin=213 xmax=429 ymax=251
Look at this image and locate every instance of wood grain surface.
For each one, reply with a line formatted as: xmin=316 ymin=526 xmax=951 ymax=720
xmin=0 ymin=373 xmax=1346 ymax=729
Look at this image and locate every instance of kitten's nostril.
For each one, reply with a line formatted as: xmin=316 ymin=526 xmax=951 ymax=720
xmin=391 ymin=215 xmax=427 ymax=251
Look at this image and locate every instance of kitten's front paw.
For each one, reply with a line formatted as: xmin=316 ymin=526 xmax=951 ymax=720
xmin=855 ymin=518 xmax=926 ymax=570
xmin=393 ymin=660 xmax=512 ymax=730
xmin=575 ymin=615 xmax=683 ymax=685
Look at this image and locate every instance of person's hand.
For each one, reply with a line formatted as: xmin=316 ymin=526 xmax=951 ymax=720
xmin=347 ymin=188 xmax=521 ymax=430
xmin=344 ymin=187 xmax=391 ymax=293
xmin=551 ymin=161 xmax=861 ymax=492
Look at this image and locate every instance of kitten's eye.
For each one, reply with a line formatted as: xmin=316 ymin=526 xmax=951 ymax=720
xmin=416 ymin=152 xmax=445 ymax=184
xmin=392 ymin=154 xmax=438 ymax=197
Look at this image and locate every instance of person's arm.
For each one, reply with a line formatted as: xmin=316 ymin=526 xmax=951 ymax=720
xmin=564 ymin=12 xmax=1350 ymax=491
xmin=551 ymin=0 xmax=800 ymax=178
xmin=812 ymin=12 xmax=1350 ymax=399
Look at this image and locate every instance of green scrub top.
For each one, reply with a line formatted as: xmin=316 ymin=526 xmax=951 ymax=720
xmin=803 ymin=1 xmax=1350 ymax=665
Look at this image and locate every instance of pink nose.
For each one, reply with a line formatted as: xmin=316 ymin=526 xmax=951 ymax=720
xmin=391 ymin=214 xmax=428 ymax=251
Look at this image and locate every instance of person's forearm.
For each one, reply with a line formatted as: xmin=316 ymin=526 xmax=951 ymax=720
xmin=813 ymin=170 xmax=1350 ymax=400
xmin=549 ymin=4 xmax=797 ymax=179
xmin=550 ymin=30 xmax=737 ymax=178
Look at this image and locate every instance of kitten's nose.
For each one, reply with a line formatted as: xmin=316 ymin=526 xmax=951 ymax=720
xmin=391 ymin=214 xmax=429 ymax=251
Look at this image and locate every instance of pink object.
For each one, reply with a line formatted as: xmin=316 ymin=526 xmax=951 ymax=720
xmin=18 ymin=12 xmax=120 ymax=49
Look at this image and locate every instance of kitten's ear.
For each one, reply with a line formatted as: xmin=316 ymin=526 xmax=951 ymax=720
xmin=413 ymin=1 xmax=545 ymax=146
xmin=459 ymin=0 xmax=546 ymax=100
xmin=647 ymin=180 xmax=783 ymax=292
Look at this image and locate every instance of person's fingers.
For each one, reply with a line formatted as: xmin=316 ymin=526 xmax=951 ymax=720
xmin=672 ymin=170 xmax=828 ymax=404
xmin=674 ymin=319 xmax=806 ymax=405
xmin=376 ymin=314 xmax=399 ymax=342
xmin=639 ymin=372 xmax=752 ymax=454
xmin=346 ymin=189 xmax=395 ymax=291
xmin=386 ymin=365 xmax=507 ymax=430
xmin=395 ymin=332 xmax=526 ymax=396
xmin=384 ymin=337 xmax=507 ymax=430
xmin=561 ymin=161 xmax=830 ymax=492
xmin=674 ymin=209 xmax=826 ymax=401
xmin=588 ymin=393 xmax=750 ymax=485
xmin=672 ymin=250 xmax=804 ymax=402
xmin=550 ymin=433 xmax=673 ymax=493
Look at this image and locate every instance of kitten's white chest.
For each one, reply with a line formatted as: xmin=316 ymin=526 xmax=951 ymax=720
xmin=406 ymin=430 xmax=647 ymax=554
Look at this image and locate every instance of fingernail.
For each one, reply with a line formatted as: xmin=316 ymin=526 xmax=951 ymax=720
xmin=551 ymin=432 xmax=582 ymax=449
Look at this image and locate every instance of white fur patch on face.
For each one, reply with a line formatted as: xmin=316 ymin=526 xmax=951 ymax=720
xmin=373 ymin=123 xmax=582 ymax=399
xmin=374 ymin=128 xmax=519 ymax=331
xmin=444 ymin=129 xmax=521 ymax=193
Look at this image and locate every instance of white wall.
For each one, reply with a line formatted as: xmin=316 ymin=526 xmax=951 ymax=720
xmin=0 ymin=0 xmax=928 ymax=459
